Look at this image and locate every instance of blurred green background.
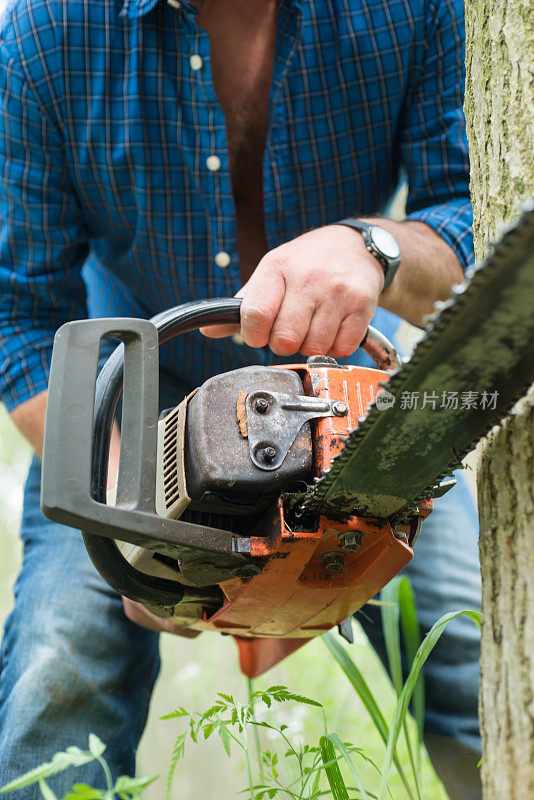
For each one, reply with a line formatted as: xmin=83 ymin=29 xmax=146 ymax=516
xmin=0 ymin=406 xmax=448 ymax=798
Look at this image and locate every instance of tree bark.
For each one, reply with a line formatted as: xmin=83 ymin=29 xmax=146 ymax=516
xmin=465 ymin=1 xmax=534 ymax=797
xmin=465 ymin=0 xmax=534 ymax=261
xmin=476 ymin=392 xmax=534 ymax=798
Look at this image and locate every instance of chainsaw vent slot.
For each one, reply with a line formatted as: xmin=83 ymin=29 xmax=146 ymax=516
xmin=155 ymin=400 xmax=191 ymax=520
xmin=163 ymin=405 xmax=181 ymax=508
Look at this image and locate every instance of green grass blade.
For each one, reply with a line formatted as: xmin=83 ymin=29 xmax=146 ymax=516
xmin=378 ymin=610 xmax=481 ymax=800
xmin=323 ymin=632 xmax=416 ymax=800
xmin=325 ymin=734 xmax=371 ymax=800
xmin=323 ymin=633 xmax=389 ymax=739
xmin=319 ymin=736 xmax=349 ymax=800
xmin=0 ymin=751 xmax=95 ymax=794
xmin=247 ymin=677 xmax=262 ymax=767
xmin=398 ymin=577 xmax=424 ymax=770
xmin=380 ymin=579 xmax=403 ymax=696
xmin=381 ymin=580 xmax=422 ymax=800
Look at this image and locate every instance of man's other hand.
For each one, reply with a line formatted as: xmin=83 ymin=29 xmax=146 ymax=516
xmin=201 ymin=225 xmax=384 ymax=358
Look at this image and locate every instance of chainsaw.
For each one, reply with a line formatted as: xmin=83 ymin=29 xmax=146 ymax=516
xmin=41 ymin=208 xmax=534 ymax=677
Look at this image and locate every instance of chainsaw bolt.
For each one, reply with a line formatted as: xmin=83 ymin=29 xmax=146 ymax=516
xmin=332 ymin=401 xmax=348 ymax=417
xmin=262 ymin=446 xmax=277 ymax=463
xmin=323 ymin=551 xmax=345 ymax=574
xmin=254 ymin=397 xmax=269 ymax=414
xmin=394 ymin=529 xmax=408 ymax=540
xmin=338 ymin=531 xmax=363 ymax=552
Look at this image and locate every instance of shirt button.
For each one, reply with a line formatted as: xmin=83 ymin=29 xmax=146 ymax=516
xmin=215 ymin=251 xmax=231 ymax=268
xmin=190 ymin=54 xmax=203 ymax=71
xmin=168 ymin=0 xmax=181 ymax=8
xmin=206 ymin=155 xmax=221 ymax=172
xmin=232 ymin=334 xmax=245 ymax=346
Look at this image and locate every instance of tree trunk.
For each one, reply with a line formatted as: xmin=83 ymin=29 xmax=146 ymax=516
xmin=464 ymin=1 xmax=534 ymax=797
xmin=476 ymin=392 xmax=534 ymax=798
xmin=465 ymin=0 xmax=534 ymax=262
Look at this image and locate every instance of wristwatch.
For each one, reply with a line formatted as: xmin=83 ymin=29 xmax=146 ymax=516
xmin=334 ymin=218 xmax=401 ymax=290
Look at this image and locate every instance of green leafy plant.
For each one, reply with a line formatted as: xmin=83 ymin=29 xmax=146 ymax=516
xmin=0 ymin=577 xmax=481 ymax=800
xmin=0 ymin=735 xmax=157 ymax=800
xmin=324 ymin=580 xmax=482 ymax=800
xmin=161 ymin=684 xmax=380 ymax=800
xmin=376 ymin=608 xmax=481 ymax=800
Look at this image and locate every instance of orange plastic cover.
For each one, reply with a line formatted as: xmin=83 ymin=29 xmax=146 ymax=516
xmin=194 ymin=363 xmax=430 ymax=676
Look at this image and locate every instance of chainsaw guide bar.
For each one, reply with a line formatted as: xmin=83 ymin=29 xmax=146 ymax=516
xmin=300 ymin=207 xmax=534 ymax=520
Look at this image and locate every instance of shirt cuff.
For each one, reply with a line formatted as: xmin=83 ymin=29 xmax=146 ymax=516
xmin=0 ymin=339 xmax=53 ymax=412
xmin=406 ymin=199 xmax=474 ymax=272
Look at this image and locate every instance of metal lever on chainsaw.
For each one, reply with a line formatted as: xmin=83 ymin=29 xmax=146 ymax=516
xmin=246 ymin=391 xmax=347 ymax=471
xmin=245 ymin=327 xmax=401 ymax=471
xmin=359 ymin=326 xmax=402 ymax=372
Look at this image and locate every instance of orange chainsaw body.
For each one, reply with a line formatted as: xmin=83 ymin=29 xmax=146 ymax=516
xmin=42 ymin=303 xmax=435 ymax=680
xmin=175 ymin=362 xmax=431 ymax=676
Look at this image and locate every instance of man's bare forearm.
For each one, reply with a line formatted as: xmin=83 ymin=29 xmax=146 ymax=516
xmin=364 ymin=217 xmax=465 ymax=327
xmin=10 ymin=390 xmax=48 ymax=459
xmin=10 ymin=389 xmax=120 ymax=488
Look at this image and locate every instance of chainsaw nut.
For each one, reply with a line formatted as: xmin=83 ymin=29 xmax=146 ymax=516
xmin=254 ymin=397 xmax=269 ymax=414
xmin=338 ymin=531 xmax=363 ymax=552
xmin=332 ymin=401 xmax=348 ymax=417
xmin=262 ymin=446 xmax=277 ymax=463
xmin=323 ymin=551 xmax=345 ymax=573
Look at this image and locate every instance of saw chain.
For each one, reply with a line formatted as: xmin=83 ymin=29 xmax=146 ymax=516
xmin=300 ymin=207 xmax=534 ymax=520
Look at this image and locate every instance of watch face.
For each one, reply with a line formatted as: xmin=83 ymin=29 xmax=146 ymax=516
xmin=369 ymin=226 xmax=400 ymax=260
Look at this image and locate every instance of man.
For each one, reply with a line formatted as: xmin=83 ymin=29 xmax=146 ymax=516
xmin=0 ymin=0 xmax=481 ymax=797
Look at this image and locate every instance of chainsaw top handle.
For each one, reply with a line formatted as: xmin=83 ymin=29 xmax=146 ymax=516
xmin=41 ymin=298 xmax=399 ymax=608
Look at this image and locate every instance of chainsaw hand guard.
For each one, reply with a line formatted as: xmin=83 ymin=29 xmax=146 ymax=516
xmin=42 ymin=300 xmax=256 ymax=607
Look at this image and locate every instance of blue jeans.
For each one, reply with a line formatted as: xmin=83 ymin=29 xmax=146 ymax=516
xmin=0 ymin=381 xmax=481 ymax=799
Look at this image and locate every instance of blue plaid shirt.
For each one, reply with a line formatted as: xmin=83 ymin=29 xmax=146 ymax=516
xmin=0 ymin=0 xmax=473 ymax=411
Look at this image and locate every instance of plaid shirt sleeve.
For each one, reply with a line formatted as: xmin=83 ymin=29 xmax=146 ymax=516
xmin=400 ymin=0 xmax=474 ymax=269
xmin=0 ymin=32 xmax=89 ymax=411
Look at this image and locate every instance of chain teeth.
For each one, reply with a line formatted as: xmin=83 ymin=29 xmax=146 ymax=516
xmin=301 ymin=207 xmax=534 ymax=517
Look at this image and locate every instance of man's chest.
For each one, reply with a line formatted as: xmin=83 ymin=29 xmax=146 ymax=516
xmin=63 ymin=1 xmax=417 ymax=243
xmin=195 ymin=0 xmax=278 ymax=140
xmin=194 ymin=0 xmax=279 ymax=277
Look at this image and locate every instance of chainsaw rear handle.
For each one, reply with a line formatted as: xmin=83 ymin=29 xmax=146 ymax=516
xmin=42 ymin=298 xmax=399 ymax=607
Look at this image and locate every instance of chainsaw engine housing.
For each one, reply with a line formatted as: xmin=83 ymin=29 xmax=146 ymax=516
xmin=184 ymin=366 xmax=313 ymax=508
xmin=133 ymin=358 xmax=432 ymax=676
